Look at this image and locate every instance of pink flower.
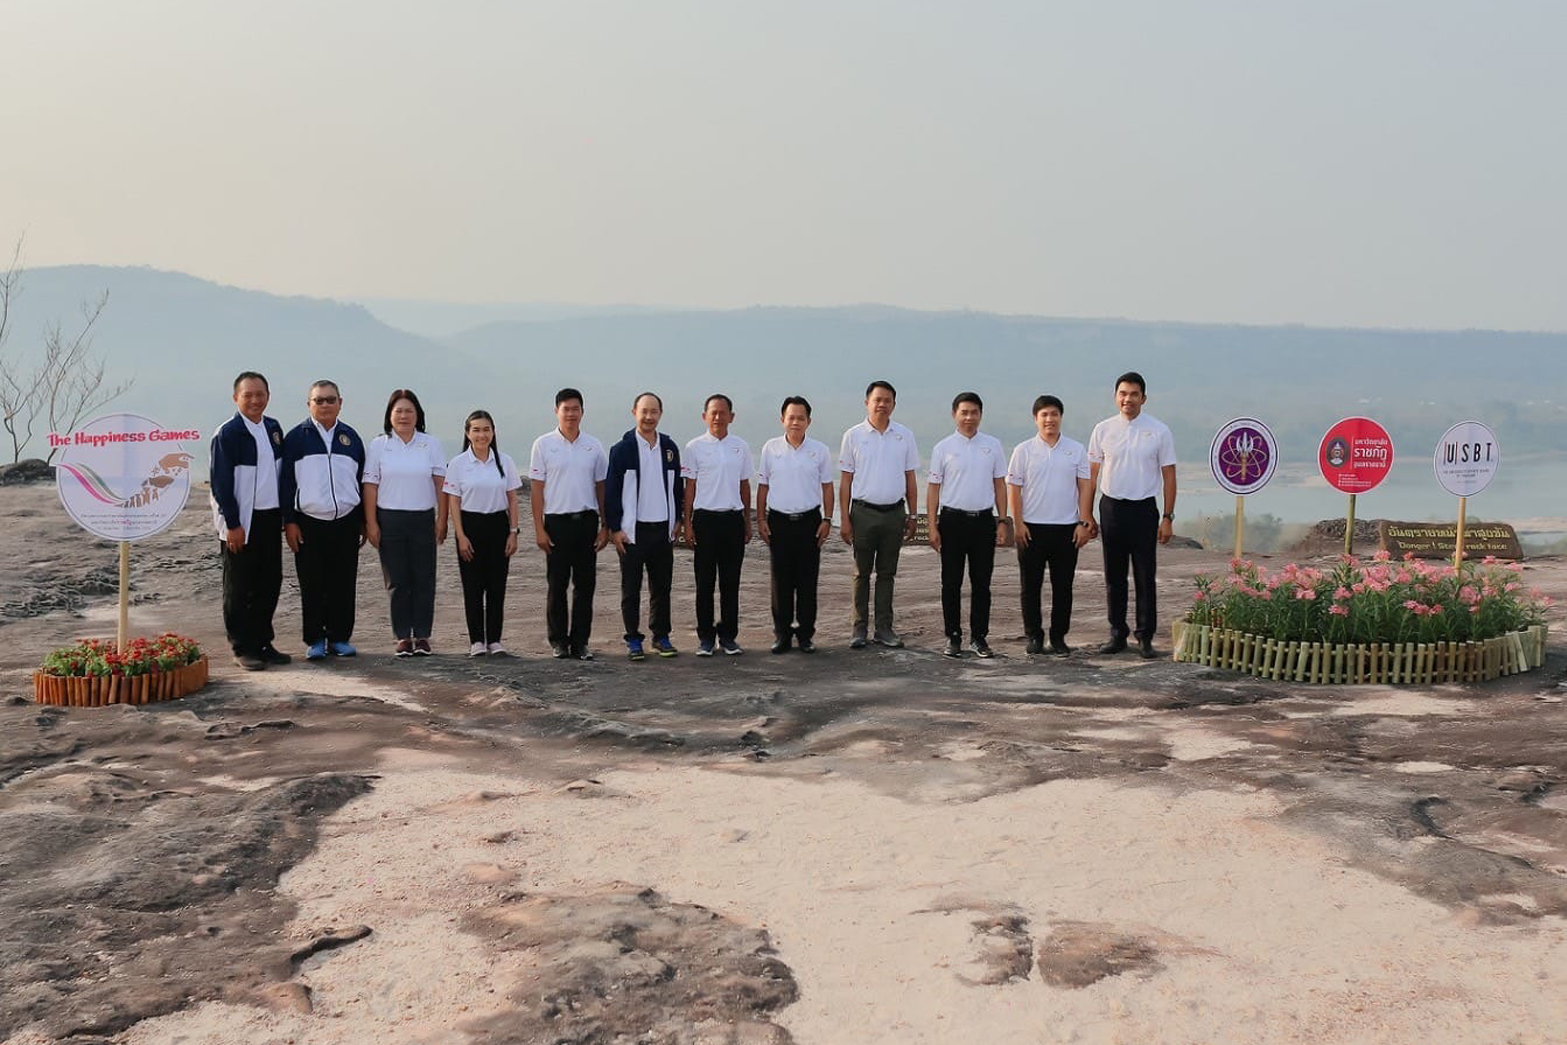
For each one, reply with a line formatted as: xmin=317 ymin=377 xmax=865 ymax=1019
xmin=1334 ymin=587 xmax=1353 ymax=600
xmin=1258 ymin=589 xmax=1273 ymax=601
xmin=1352 ymin=582 xmax=1367 ymax=595
xmin=1506 ymin=561 xmax=1524 ymax=573
xmin=1430 ymin=604 xmax=1443 ymax=614
xmin=1505 ymin=582 xmax=1521 ymax=593
xmin=1266 ymin=577 xmax=1282 ymax=591
xmin=1374 ymin=550 xmax=1392 ymax=562
xmin=1193 ymin=591 xmax=1208 ymax=602
xmin=1482 ymin=555 xmax=1498 ymax=566
xmin=1295 ymin=588 xmax=1317 ymax=601
xmin=1470 ymin=604 xmax=1481 ymax=615
xmin=1329 ymin=604 xmax=1349 ymax=617
xmin=1403 ymin=552 xmax=1418 ymax=562
xmin=1403 ymin=599 xmax=1420 ymax=611
xmin=1395 ymin=570 xmax=1413 ymax=584
xmin=1458 ymin=586 xmax=1478 ymax=604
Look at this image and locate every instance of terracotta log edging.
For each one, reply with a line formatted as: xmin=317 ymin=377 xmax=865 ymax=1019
xmin=1170 ymin=623 xmax=1548 ymax=686
xmin=32 ymin=657 xmax=210 ymax=707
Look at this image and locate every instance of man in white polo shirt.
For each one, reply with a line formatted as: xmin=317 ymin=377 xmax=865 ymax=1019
xmin=839 ymin=379 xmax=920 ymax=649
xmin=528 ymin=387 xmax=609 ymax=660
xmin=1086 ymin=371 xmax=1177 ymax=659
xmin=682 ymin=393 xmax=755 ymax=657
xmin=927 ymin=391 xmax=1008 ymax=658
xmin=756 ymin=395 xmax=835 ymax=654
xmin=1008 ymin=394 xmax=1093 ymax=656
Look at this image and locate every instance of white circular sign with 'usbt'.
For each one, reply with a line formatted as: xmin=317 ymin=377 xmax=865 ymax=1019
xmin=1432 ymin=420 xmax=1499 ymax=498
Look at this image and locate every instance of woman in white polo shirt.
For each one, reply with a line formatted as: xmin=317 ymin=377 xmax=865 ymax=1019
xmin=444 ymin=410 xmax=523 ymax=657
xmin=363 ymin=389 xmax=447 ymax=656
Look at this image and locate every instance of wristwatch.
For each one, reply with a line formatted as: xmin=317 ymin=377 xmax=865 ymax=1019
xmin=1162 ymin=512 xmax=1175 ymax=521
xmin=509 ymin=527 xmax=521 ymax=534
xmin=1076 ymin=520 xmax=1090 ymax=527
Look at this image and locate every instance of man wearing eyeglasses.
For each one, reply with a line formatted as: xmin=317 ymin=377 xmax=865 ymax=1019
xmin=279 ymin=379 xmax=367 ymax=661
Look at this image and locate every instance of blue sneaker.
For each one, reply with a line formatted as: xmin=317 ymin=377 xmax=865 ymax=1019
xmin=627 ymin=638 xmax=645 ymax=661
xmin=329 ymin=640 xmax=357 ymax=657
xmin=696 ymin=640 xmax=715 ymax=657
xmin=653 ymin=636 xmax=679 ymax=658
xmin=306 ymin=639 xmax=328 ymax=661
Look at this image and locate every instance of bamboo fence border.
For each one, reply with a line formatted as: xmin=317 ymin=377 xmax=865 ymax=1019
xmin=1171 ymin=623 xmax=1547 ymax=685
xmin=32 ymin=657 xmax=210 ymax=707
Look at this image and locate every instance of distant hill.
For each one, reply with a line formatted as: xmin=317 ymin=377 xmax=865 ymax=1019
xmin=6 ymin=267 xmax=1564 ymax=484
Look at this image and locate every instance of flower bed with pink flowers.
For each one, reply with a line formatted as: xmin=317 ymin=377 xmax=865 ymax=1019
xmin=34 ymin=634 xmax=209 ymax=706
xmin=1172 ymin=554 xmax=1551 ymax=685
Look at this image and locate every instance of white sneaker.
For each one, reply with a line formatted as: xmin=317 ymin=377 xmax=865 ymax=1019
xmin=469 ymin=642 xmax=488 ymax=657
xmin=487 ymin=642 xmax=509 ymax=657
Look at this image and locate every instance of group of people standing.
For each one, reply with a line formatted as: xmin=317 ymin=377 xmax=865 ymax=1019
xmin=209 ymin=370 xmax=1176 ymax=669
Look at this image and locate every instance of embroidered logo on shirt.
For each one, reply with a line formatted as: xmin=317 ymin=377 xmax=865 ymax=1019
xmin=338 ymin=433 xmax=351 ymax=446
xmin=271 ymin=430 xmax=282 ymax=445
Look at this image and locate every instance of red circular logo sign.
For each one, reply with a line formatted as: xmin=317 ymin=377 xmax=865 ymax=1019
xmin=1318 ymin=417 xmax=1394 ymax=494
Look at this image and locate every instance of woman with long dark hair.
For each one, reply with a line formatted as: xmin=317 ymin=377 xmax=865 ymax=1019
xmin=363 ymin=389 xmax=447 ymax=655
xmin=444 ymin=410 xmax=522 ymax=656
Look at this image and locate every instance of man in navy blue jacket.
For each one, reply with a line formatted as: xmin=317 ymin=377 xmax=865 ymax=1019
xmin=605 ymin=392 xmax=684 ymax=660
xmin=210 ymin=371 xmax=288 ymax=671
xmin=279 ymin=379 xmax=366 ymax=661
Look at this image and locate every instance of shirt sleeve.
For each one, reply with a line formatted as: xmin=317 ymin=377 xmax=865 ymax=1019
xmin=991 ymin=440 xmax=1007 ymax=479
xmin=743 ymin=445 xmax=757 ymax=483
xmin=838 ymin=430 xmax=856 ymax=473
xmin=757 ymin=445 xmax=773 ymax=486
xmin=441 ymin=456 xmax=463 ymax=497
xmin=1086 ymin=423 xmax=1104 ymax=464
xmin=816 ymin=445 xmax=833 ymax=484
xmin=927 ymin=443 xmax=947 ymax=485
xmin=1074 ymin=444 xmax=1092 ymax=479
xmin=503 ymin=453 xmax=523 ymax=491
xmin=362 ymin=437 xmax=382 ymax=484
xmin=903 ymin=430 xmax=920 ymax=471
xmin=528 ymin=437 xmax=548 ymax=483
xmin=1006 ymin=445 xmax=1026 ymax=487
xmin=1158 ymin=428 xmax=1177 ymax=468
xmin=681 ymin=441 xmax=699 ymax=481
xmin=593 ymin=443 xmax=609 ymax=482
xmin=427 ymin=437 xmax=447 ymax=477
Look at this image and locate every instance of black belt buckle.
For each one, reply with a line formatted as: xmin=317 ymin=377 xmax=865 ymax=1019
xmin=770 ymin=508 xmax=817 ymax=522
xmin=941 ymin=507 xmax=994 ymax=519
xmin=854 ymin=499 xmax=902 ymax=513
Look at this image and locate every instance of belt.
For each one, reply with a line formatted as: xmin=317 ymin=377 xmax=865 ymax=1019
xmin=546 ymin=509 xmax=599 ymax=520
xmin=768 ymin=508 xmax=821 ymax=522
xmin=852 ymin=499 xmax=903 ymax=512
xmin=939 ymin=507 xmax=994 ymax=519
xmin=693 ymin=508 xmax=744 ymax=515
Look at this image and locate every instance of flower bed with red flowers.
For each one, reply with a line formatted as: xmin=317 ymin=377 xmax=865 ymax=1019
xmin=35 ymin=633 xmax=209 ymax=706
xmin=1174 ymin=554 xmax=1551 ymax=685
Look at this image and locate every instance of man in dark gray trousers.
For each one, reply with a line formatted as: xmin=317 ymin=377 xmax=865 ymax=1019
xmin=838 ymin=380 xmax=920 ymax=648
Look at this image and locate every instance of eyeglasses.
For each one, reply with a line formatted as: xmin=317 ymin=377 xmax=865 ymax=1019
xmin=310 ymin=396 xmax=340 ymax=405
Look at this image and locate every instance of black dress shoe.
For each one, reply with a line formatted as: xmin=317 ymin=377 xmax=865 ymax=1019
xmin=551 ymin=642 xmax=571 ymax=659
xmin=1096 ymin=638 xmax=1129 ymax=655
xmin=943 ymin=636 xmax=963 ymax=658
xmin=258 ymin=645 xmax=292 ymax=665
xmin=1025 ymin=636 xmax=1045 ymax=655
xmin=771 ymin=637 xmax=791 ymax=654
xmin=1138 ymin=638 xmax=1158 ymax=659
xmin=849 ymin=629 xmax=868 ymax=650
xmin=1049 ymin=639 xmax=1072 ymax=657
xmin=234 ymin=651 xmax=267 ymax=671
xmin=797 ymin=637 xmax=816 ymax=654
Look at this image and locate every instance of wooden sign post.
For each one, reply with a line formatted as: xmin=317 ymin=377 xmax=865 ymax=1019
xmin=118 ymin=541 xmax=130 ymax=653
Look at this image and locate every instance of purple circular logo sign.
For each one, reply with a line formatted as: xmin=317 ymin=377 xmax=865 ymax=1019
xmin=1210 ymin=418 xmax=1278 ymax=495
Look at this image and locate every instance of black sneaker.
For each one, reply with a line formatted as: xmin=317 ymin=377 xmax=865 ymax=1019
xmin=551 ymin=642 xmax=571 ymax=659
xmin=797 ymin=637 xmax=817 ymax=654
xmin=1049 ymin=638 xmax=1072 ymax=657
xmin=1097 ymin=638 xmax=1129 ymax=655
xmin=969 ymin=638 xmax=994 ymax=659
xmin=771 ymin=637 xmax=791 ymax=654
xmin=576 ymin=646 xmax=595 ymax=662
xmin=259 ymin=645 xmax=292 ymax=665
xmin=849 ymin=628 xmax=868 ymax=650
xmin=943 ymin=636 xmax=962 ymax=658
xmin=1138 ymin=638 xmax=1158 ymax=660
xmin=1025 ymin=636 xmax=1045 ymax=655
xmin=234 ymin=650 xmax=267 ymax=672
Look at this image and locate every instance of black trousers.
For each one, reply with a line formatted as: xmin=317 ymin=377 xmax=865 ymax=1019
xmin=620 ymin=520 xmax=674 ymax=642
xmin=1100 ymin=495 xmax=1159 ymax=642
xmin=294 ymin=509 xmax=361 ymax=645
xmin=937 ymin=509 xmax=997 ymax=641
xmin=692 ymin=509 xmax=745 ymax=643
xmin=767 ymin=509 xmax=822 ymax=641
xmin=457 ymin=510 xmax=511 ymax=644
xmin=1018 ymin=522 xmax=1079 ymax=642
xmin=545 ymin=510 xmax=599 ymax=651
xmin=222 ymin=508 xmax=282 ymax=655
xmin=376 ymin=507 xmax=437 ymax=640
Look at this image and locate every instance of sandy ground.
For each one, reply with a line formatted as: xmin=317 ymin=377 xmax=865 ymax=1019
xmin=3 ymin=484 xmax=1566 ymax=1045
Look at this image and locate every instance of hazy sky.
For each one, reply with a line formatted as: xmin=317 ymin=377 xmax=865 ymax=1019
xmin=4 ymin=1 xmax=1564 ymax=330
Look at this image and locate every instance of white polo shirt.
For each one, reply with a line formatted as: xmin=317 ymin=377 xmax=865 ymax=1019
xmin=1008 ymin=434 xmax=1090 ymax=525
xmin=839 ymin=419 xmax=919 ymax=504
xmin=443 ymin=449 xmax=522 ymax=515
xmin=759 ymin=435 xmax=833 ymax=514
xmin=928 ymin=430 xmax=1007 ymax=511
xmin=1087 ymin=412 xmax=1177 ymax=501
xmin=245 ymin=416 xmax=280 ymax=511
xmin=364 ymin=432 xmax=446 ymax=511
xmin=683 ymin=432 xmax=754 ymax=512
xmin=528 ymin=428 xmax=608 ymax=514
xmin=635 ymin=433 xmax=669 ymax=523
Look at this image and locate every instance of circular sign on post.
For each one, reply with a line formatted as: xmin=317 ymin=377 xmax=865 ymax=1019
xmin=54 ymin=413 xmax=200 ymax=540
xmin=1433 ymin=420 xmax=1499 ymax=497
xmin=1318 ymin=417 xmax=1394 ymax=494
xmin=1210 ymin=418 xmax=1278 ymax=495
